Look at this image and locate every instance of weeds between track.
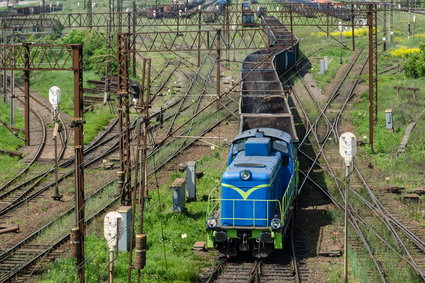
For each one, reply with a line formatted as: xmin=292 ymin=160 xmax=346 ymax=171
xmin=293 ymin=48 xmax=424 ymax=281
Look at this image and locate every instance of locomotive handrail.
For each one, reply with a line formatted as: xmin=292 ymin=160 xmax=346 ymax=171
xmin=279 ymin=164 xmax=298 ymax=226
xmin=206 ymin=161 xmax=299 ymax=227
xmin=207 ymin=198 xmax=282 ymax=227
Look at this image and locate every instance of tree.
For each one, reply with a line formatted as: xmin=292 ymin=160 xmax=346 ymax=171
xmin=61 ymin=30 xmax=116 ymax=76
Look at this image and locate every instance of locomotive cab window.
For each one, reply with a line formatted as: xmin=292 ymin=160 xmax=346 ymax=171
xmin=272 ymin=140 xmax=288 ymax=153
xmin=232 ymin=140 xmax=246 ymax=154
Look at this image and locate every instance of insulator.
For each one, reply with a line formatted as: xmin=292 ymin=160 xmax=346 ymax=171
xmin=135 ymin=233 xmax=147 ymax=270
xmin=70 ymin=227 xmax=81 ymax=259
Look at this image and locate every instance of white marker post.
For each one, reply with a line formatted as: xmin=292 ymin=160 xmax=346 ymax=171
xmin=49 ymin=86 xmax=62 ymax=200
xmin=104 ymin=212 xmax=123 ymax=283
xmin=339 ymin=132 xmax=356 ymax=283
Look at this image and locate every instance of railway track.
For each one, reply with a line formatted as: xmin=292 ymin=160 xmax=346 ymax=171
xmin=0 ymin=53 xmax=206 ymax=219
xmin=201 ymin=16 xmax=310 ymax=283
xmin=293 ymin=49 xmax=390 ymax=281
xmin=292 ymin=46 xmax=425 ymax=281
xmin=0 ymin=90 xmax=48 ymax=194
xmin=0 ymin=103 xmax=237 ymax=283
xmin=0 ymin=46 xmax=238 ymax=281
xmin=203 ymin=211 xmax=308 ymax=283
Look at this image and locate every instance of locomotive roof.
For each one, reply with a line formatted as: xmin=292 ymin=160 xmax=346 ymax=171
xmin=223 ymin=151 xmax=281 ymax=183
xmin=233 ymin=128 xmax=292 ymax=144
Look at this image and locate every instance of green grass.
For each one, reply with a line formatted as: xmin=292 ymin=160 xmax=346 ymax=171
xmin=28 ymin=70 xmax=114 ymax=145
xmin=83 ymin=106 xmax=115 ymax=144
xmin=29 ymin=70 xmax=99 ymax=116
xmin=0 ymin=101 xmax=25 ymax=183
xmin=349 ymin=74 xmax=425 ymax=188
xmin=40 ymin=145 xmax=229 ymax=282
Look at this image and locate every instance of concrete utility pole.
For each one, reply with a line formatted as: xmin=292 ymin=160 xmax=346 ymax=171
xmin=49 ymin=86 xmax=63 ymax=201
xmin=408 ymin=9 xmax=411 ymax=37
xmin=216 ymin=29 xmax=221 ymax=111
xmin=24 ymin=44 xmax=30 ymax=146
xmin=389 ymin=0 xmax=393 ymax=48
xmin=351 ymin=4 xmax=355 ymax=51
xmin=197 ymin=9 xmax=201 ymax=67
xmin=339 ymin=132 xmax=357 ymax=283
xmin=10 ymin=39 xmax=15 ymax=126
xmin=2 ymin=25 xmax=7 ymax=104
xmin=10 ymin=69 xmax=14 ymax=125
xmin=383 ymin=5 xmax=387 ymax=51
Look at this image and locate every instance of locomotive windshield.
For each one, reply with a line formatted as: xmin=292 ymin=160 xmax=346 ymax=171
xmin=232 ymin=138 xmax=288 ymax=154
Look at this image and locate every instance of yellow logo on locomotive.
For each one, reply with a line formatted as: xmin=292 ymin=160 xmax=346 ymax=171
xmin=222 ymin=183 xmax=271 ymax=200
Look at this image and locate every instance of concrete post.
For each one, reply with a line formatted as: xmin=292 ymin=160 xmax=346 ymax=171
xmin=171 ymin=178 xmax=186 ymax=213
xmin=385 ymin=109 xmax=393 ymax=131
xmin=324 ymin=56 xmax=329 ymax=71
xmin=319 ymin=60 xmax=325 ymax=75
xmin=117 ymin=206 xmax=132 ymax=251
xmin=186 ymin=161 xmax=196 ymax=201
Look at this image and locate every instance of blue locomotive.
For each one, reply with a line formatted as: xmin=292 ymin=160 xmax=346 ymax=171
xmin=206 ymin=16 xmax=299 ymax=257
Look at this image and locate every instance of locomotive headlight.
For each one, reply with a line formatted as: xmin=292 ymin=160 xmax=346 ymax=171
xmin=271 ymin=218 xmax=282 ymax=230
xmin=207 ymin=217 xmax=217 ymax=229
xmin=240 ymin=170 xmax=251 ymax=181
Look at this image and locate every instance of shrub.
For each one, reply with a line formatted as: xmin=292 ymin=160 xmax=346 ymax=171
xmin=61 ymin=30 xmax=116 ymax=75
xmin=390 ymin=46 xmax=420 ymax=57
xmin=403 ymin=44 xmax=425 ymax=78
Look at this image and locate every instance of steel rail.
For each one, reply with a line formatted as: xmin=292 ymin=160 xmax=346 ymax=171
xmin=297 ymin=51 xmax=367 ymax=195
xmin=293 ymin=55 xmax=389 ymax=281
xmin=0 ymin=83 xmax=194 ymax=217
xmin=0 ymin=59 xmax=201 ymax=215
xmin=0 ymin=102 xmax=236 ymax=283
xmin=248 ymin=260 xmax=261 ymax=283
xmin=204 ymin=258 xmax=228 ymax=283
xmin=298 ymin=167 xmax=425 ymax=279
xmin=297 ymin=48 xmax=364 ymax=147
xmin=161 ymin=49 xmax=216 ymax=139
xmin=0 ymin=92 xmax=46 ymax=193
xmin=0 ymin=117 xmax=119 ymax=207
xmin=290 ymin=219 xmax=301 ymax=283
xmin=294 ymin=50 xmax=425 ymax=280
xmin=294 ymin=89 xmax=423 ymax=279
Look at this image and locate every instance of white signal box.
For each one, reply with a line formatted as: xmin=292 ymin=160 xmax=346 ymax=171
xmin=48 ymin=86 xmax=62 ymax=111
xmin=104 ymin=211 xmax=123 ymax=251
xmin=339 ymin=132 xmax=357 ymax=165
